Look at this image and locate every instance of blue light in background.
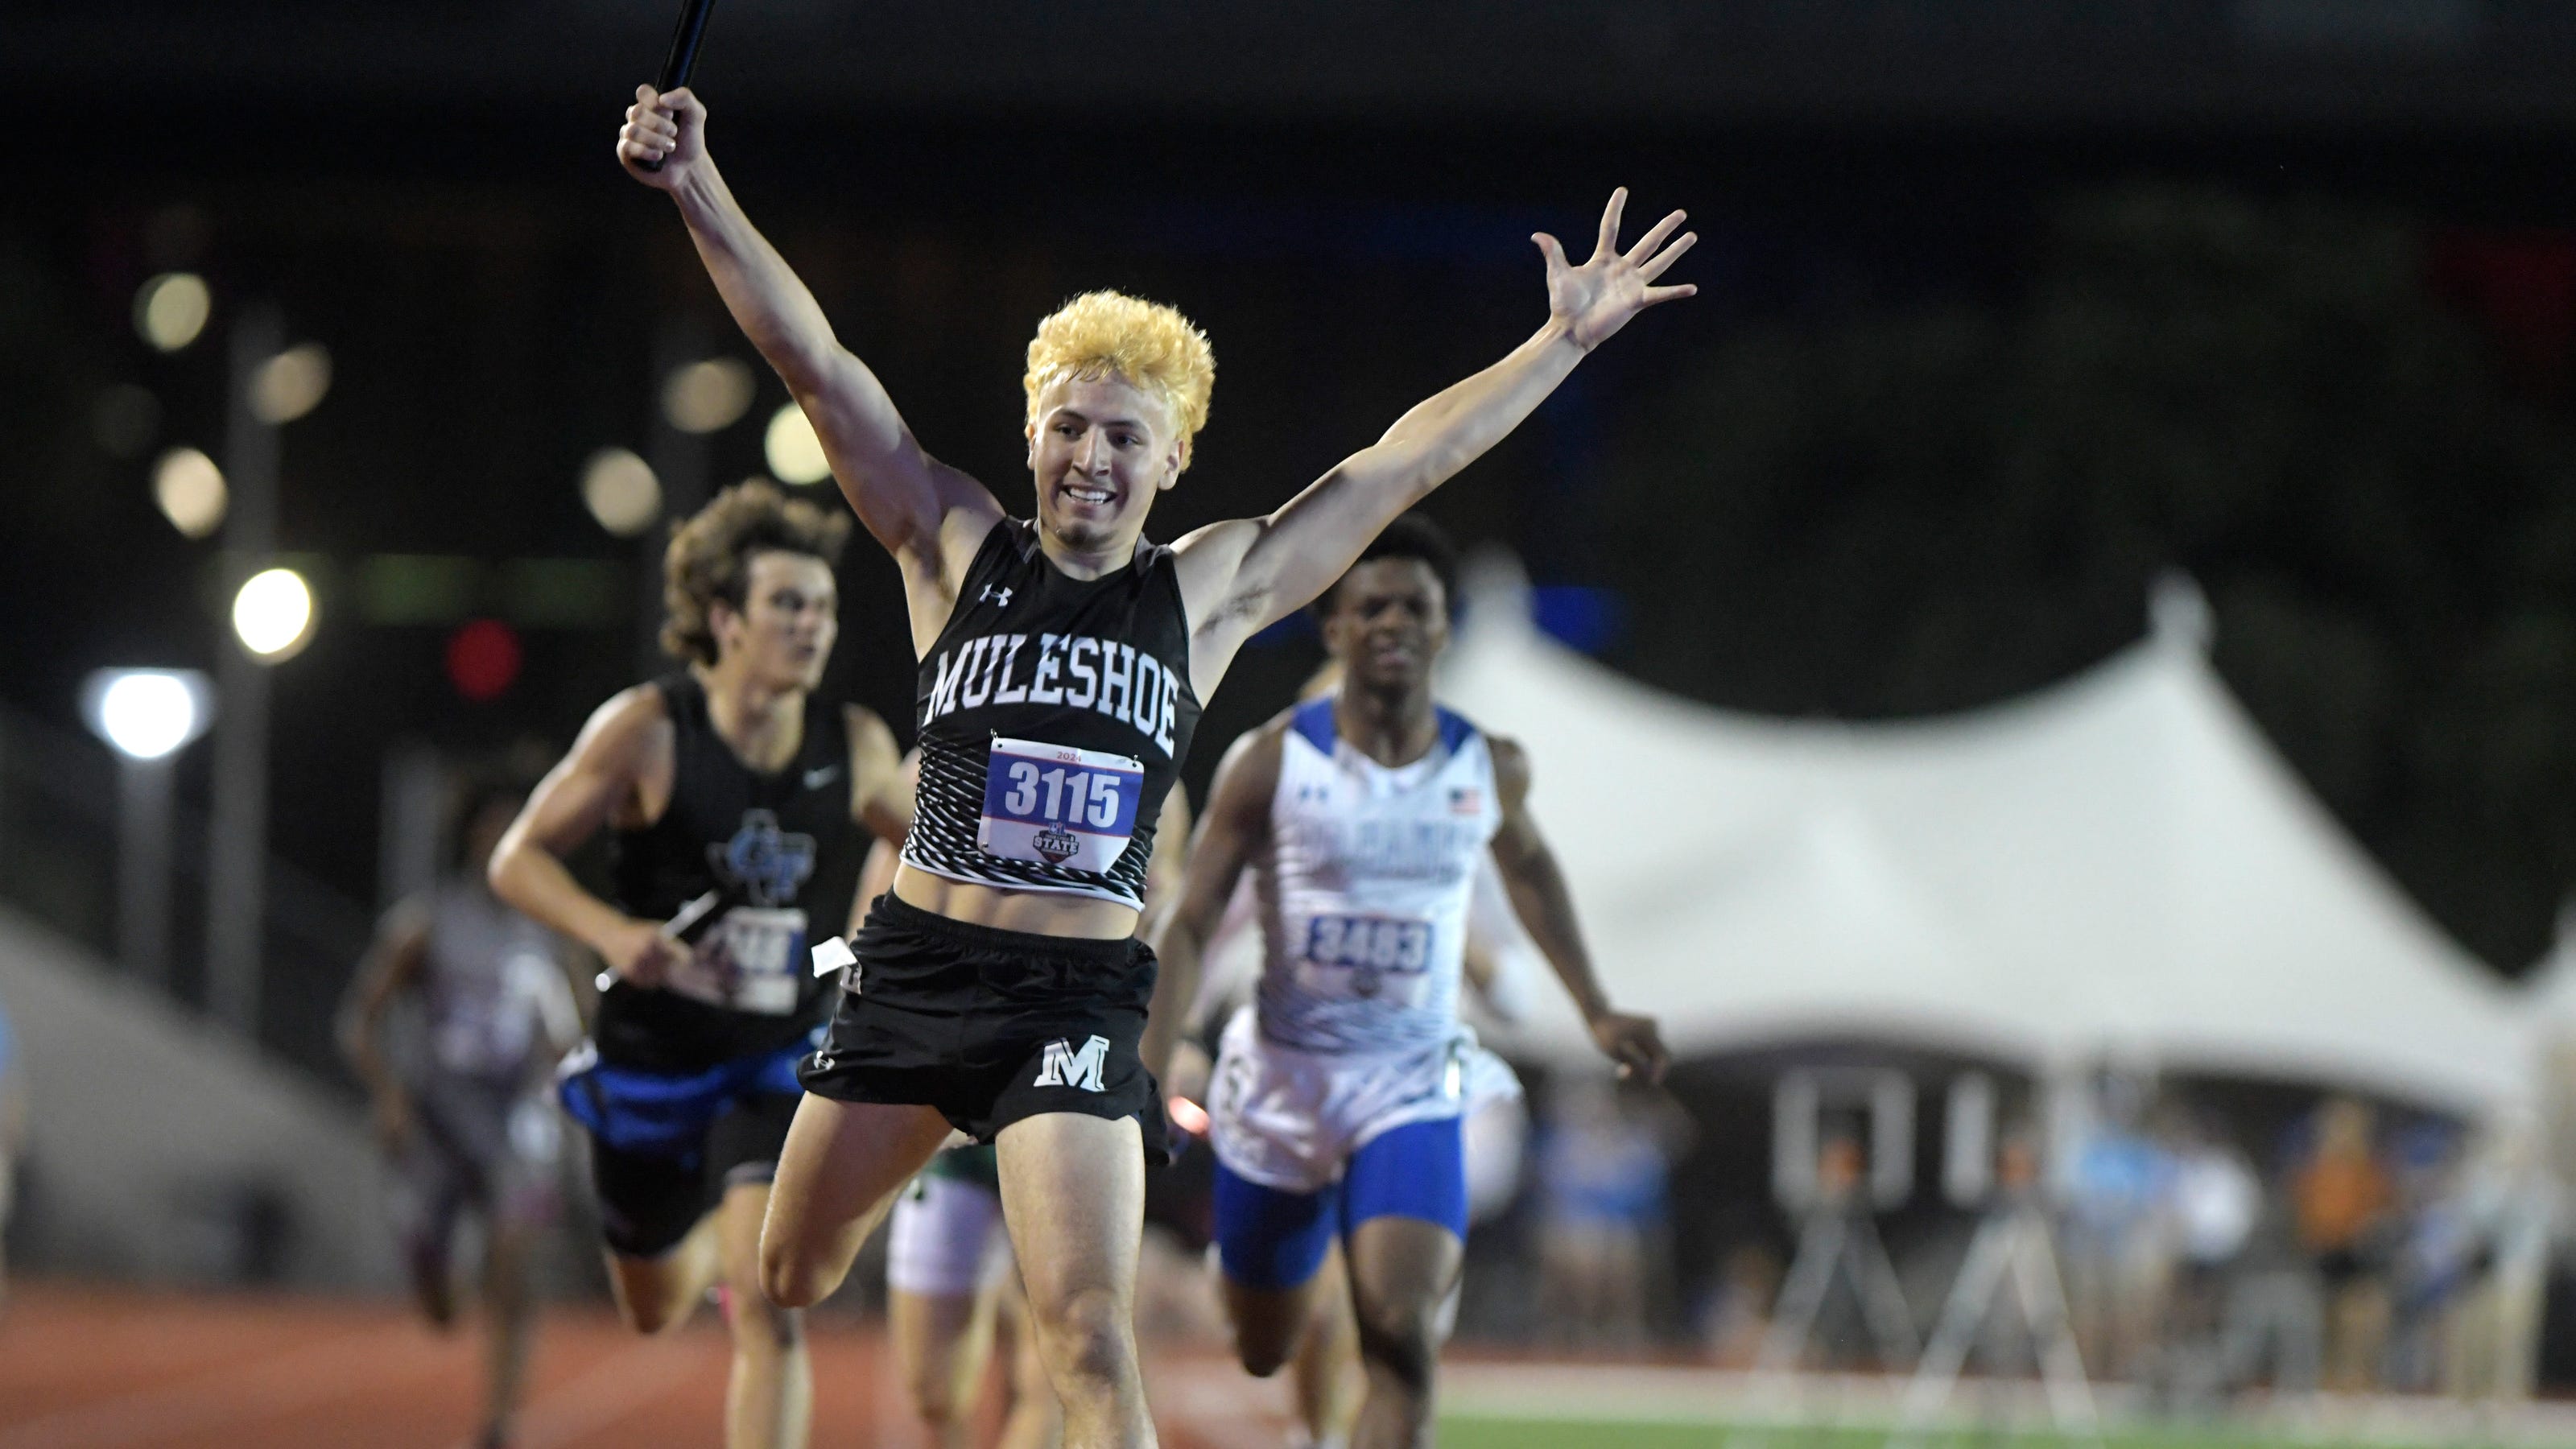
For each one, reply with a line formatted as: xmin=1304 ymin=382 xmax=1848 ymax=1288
xmin=1530 ymin=585 xmax=1626 ymax=655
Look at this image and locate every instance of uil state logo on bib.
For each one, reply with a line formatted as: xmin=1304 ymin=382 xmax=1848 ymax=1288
xmin=976 ymin=737 xmax=1144 ymax=874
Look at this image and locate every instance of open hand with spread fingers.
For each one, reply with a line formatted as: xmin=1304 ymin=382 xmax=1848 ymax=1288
xmin=616 ymin=84 xmax=708 ymax=189
xmin=1533 ymin=188 xmax=1698 ymax=351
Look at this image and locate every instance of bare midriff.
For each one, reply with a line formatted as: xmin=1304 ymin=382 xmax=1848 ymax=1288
xmin=891 ymin=862 xmax=1141 ymax=941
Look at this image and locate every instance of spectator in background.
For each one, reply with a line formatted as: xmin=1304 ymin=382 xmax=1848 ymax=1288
xmin=2060 ymin=1086 xmax=2175 ymax=1381
xmin=2155 ymin=1110 xmax=2260 ymax=1409
xmin=1533 ymin=1074 xmax=1675 ymax=1348
xmin=340 ymin=777 xmax=583 ymax=1449
xmin=1701 ymin=1243 xmax=1783 ymax=1368
xmin=2386 ymin=1124 xmax=2471 ymax=1391
xmin=2165 ymin=1112 xmax=2260 ymax=1325
xmin=2442 ymin=1114 xmax=2560 ymax=1411
xmin=2291 ymin=1096 xmax=2394 ymax=1393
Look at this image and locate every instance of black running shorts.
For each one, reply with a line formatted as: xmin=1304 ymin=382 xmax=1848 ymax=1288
xmin=586 ymin=1088 xmax=798 ymax=1259
xmin=799 ymin=894 xmax=1170 ymax=1165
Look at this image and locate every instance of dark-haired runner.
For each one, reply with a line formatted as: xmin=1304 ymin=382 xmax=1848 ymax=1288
xmin=1149 ymin=517 xmax=1666 ymax=1448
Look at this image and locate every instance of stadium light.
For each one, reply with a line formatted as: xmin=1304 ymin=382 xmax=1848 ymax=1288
xmin=248 ymin=342 xmax=332 ymax=424
xmin=80 ymin=668 xmax=214 ymax=987
xmin=134 ymin=272 xmax=212 ymax=353
xmin=82 ymin=669 xmax=215 ymax=762
xmin=581 ymin=447 xmax=663 ymax=536
xmin=763 ymin=402 xmax=832 ymax=485
xmin=152 ymin=446 xmax=229 ymax=538
xmin=232 ymin=566 xmax=316 ymax=661
xmin=662 ymin=357 xmax=754 ymax=434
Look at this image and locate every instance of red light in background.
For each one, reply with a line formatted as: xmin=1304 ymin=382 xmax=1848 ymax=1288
xmin=444 ymin=618 xmax=521 ymax=701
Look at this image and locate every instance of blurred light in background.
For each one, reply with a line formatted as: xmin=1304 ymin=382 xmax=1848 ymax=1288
xmin=444 ymin=618 xmax=522 ymax=701
xmin=248 ymin=343 xmax=332 ymax=424
xmin=151 ymin=447 xmax=229 ymax=538
xmin=580 ymin=447 xmax=662 ymax=536
xmin=232 ymin=567 xmax=316 ymax=660
xmin=662 ymin=357 xmax=754 ymax=434
xmin=762 ymin=402 xmax=831 ymax=485
xmin=91 ymin=383 xmax=161 ymax=459
xmin=133 ymin=272 xmax=211 ymax=353
xmin=81 ymin=669 xmax=216 ymax=761
xmin=1529 ymin=585 xmax=1629 ymax=656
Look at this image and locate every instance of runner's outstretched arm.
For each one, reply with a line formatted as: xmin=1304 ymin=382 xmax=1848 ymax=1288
xmin=615 ymin=86 xmax=1001 ymax=586
xmin=1140 ymin=726 xmax=1279 ymax=1085
xmin=1175 ymin=189 xmax=1695 ymax=658
xmin=1484 ymin=737 xmax=1669 ymax=1083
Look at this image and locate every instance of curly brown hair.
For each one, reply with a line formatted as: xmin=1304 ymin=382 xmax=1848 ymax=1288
xmin=658 ymin=480 xmax=852 ymax=666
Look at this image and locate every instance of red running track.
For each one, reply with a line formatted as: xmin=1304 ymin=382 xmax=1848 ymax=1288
xmin=0 ymin=1282 xmax=1291 ymax=1449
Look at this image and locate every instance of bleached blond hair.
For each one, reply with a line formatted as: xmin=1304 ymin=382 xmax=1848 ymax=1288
xmin=1022 ymin=291 xmax=1216 ymax=470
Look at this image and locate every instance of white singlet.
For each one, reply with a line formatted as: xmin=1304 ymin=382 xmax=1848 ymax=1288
xmin=1253 ymin=698 xmax=1501 ymax=1055
xmin=1210 ymin=697 xmax=1521 ymax=1194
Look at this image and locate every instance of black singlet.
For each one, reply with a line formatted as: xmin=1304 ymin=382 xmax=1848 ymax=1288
xmin=901 ymin=518 xmax=1202 ymax=910
xmin=598 ymin=672 xmax=862 ymax=1071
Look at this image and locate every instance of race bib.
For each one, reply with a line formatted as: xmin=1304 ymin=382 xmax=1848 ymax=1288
xmin=667 ymin=906 xmax=807 ymax=1016
xmin=976 ymin=737 xmax=1143 ymax=873
xmin=1291 ymin=913 xmax=1435 ymax=1006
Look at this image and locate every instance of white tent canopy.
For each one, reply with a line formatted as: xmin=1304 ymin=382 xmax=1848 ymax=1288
xmin=1443 ymin=564 xmax=2524 ymax=1113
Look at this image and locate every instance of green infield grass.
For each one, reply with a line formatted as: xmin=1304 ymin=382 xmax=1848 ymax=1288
xmin=1435 ymin=1418 xmax=2508 ymax=1449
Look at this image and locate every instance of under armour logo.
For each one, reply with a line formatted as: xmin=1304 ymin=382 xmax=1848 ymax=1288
xmin=1032 ymin=1034 xmax=1111 ymax=1093
xmin=810 ymin=1051 xmax=832 ymax=1074
xmin=980 ymin=584 xmax=1013 ymax=609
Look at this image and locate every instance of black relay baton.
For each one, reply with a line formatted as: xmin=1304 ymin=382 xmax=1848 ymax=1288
xmin=638 ymin=0 xmax=720 ymax=174
xmin=591 ymin=884 xmax=741 ymax=993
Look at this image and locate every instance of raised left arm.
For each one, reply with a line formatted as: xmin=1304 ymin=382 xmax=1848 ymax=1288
xmin=1174 ymin=189 xmax=1695 ymax=682
xmin=1485 ymin=736 xmax=1668 ymax=1083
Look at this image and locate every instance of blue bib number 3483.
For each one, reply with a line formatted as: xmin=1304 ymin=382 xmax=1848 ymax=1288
xmin=1294 ymin=913 xmax=1434 ymax=1004
xmin=977 ymin=737 xmax=1144 ymax=873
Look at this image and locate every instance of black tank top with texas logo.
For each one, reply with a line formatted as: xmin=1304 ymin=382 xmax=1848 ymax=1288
xmin=901 ymin=518 xmax=1202 ymax=912
xmin=599 ymin=672 xmax=861 ymax=1071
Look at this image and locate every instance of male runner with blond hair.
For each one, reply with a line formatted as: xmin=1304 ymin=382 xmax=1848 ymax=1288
xmin=616 ymin=77 xmax=1693 ymax=1448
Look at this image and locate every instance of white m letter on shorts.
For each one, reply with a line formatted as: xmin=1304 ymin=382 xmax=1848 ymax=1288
xmin=1033 ymin=1034 xmax=1111 ymax=1093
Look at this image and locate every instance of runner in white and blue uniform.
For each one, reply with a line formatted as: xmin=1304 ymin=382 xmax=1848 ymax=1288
xmin=1149 ymin=516 xmax=1668 ymax=1449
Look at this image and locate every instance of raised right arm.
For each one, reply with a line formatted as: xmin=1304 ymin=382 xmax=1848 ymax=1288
xmin=617 ymin=87 xmax=1001 ymax=622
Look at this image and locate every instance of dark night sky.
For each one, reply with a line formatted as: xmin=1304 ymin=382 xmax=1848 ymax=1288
xmin=12 ymin=7 xmax=2576 ymax=1046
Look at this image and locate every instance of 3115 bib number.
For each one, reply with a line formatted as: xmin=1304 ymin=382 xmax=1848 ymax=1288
xmin=978 ymin=737 xmax=1144 ymax=873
